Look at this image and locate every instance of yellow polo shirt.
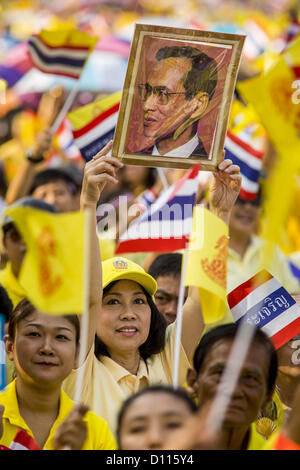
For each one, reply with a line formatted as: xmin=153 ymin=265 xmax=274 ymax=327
xmin=63 ymin=322 xmax=190 ymax=436
xmin=0 ymin=380 xmax=117 ymax=450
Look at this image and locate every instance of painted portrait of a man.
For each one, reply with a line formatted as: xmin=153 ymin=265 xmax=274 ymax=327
xmin=113 ymin=25 xmax=245 ymax=169
xmin=137 ymin=45 xmax=218 ymax=158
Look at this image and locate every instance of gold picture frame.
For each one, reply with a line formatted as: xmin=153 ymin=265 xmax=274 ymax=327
xmin=112 ymin=24 xmax=245 ymax=170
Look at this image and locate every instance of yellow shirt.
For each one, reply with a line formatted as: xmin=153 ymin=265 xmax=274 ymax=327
xmin=0 ymin=380 xmax=117 ymax=450
xmin=0 ymin=263 xmax=26 ymax=309
xmin=63 ymin=322 xmax=190 ymax=436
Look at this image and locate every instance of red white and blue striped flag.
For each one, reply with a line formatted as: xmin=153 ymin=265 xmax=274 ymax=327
xmin=68 ymin=92 xmax=121 ymax=161
xmin=28 ymin=29 xmax=97 ymax=79
xmin=225 ymin=130 xmax=263 ymax=200
xmin=227 ymin=270 xmax=300 ymax=349
xmin=116 ymin=165 xmax=200 ymax=254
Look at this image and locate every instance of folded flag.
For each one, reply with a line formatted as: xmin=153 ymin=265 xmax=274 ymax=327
xmin=225 ymin=130 xmax=263 ymax=200
xmin=4 ymin=206 xmax=85 ymax=314
xmin=116 ymin=164 xmax=200 ymax=254
xmin=227 ymin=270 xmax=300 ymax=349
xmin=28 ymin=29 xmax=97 ymax=79
xmin=68 ymin=91 xmax=121 ymax=161
xmin=0 ymin=429 xmax=40 ymax=451
xmin=185 ymin=206 xmax=229 ymax=324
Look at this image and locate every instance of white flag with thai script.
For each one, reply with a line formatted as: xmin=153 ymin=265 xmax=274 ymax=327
xmin=227 ymin=270 xmax=300 ymax=349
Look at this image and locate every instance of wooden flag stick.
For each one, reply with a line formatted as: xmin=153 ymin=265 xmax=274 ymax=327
xmin=172 ymin=244 xmax=190 ymax=389
xmin=50 ymin=80 xmax=80 ymax=135
xmin=73 ymin=208 xmax=92 ymax=404
xmin=158 ymin=168 xmax=169 ymax=191
xmin=204 ymin=320 xmax=256 ymax=435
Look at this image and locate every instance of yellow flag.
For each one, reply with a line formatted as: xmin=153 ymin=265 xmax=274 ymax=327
xmin=67 ymin=91 xmax=122 ymax=131
xmin=5 ymin=206 xmax=85 ymax=314
xmin=237 ymin=35 xmax=300 ymax=150
xmin=238 ymin=36 xmax=300 ymax=258
xmin=185 ymin=206 xmax=229 ymax=324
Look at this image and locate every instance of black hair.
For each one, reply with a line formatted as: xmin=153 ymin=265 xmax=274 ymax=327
xmin=95 ymin=281 xmax=167 ymax=360
xmin=8 ymin=298 xmax=80 ymax=346
xmin=29 ymin=168 xmax=81 ymax=196
xmin=0 ymin=285 xmax=13 ymax=323
xmin=156 ymin=46 xmax=218 ymax=101
xmin=2 ymin=197 xmax=57 ymax=234
xmin=192 ymin=323 xmax=278 ymax=395
xmin=116 ymin=384 xmax=197 ymax=447
xmin=148 ymin=253 xmax=183 ymax=280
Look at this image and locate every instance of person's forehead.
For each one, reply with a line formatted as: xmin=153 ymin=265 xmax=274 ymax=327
xmin=156 ymin=274 xmax=181 ymax=292
xmin=124 ymin=392 xmax=191 ymax=421
xmin=202 ymin=337 xmax=269 ymax=372
xmin=33 ymin=179 xmax=72 ymax=193
xmin=148 ymin=56 xmax=192 ymax=85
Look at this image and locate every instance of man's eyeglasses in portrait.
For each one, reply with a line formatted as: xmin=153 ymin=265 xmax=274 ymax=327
xmin=137 ymin=83 xmax=186 ymax=105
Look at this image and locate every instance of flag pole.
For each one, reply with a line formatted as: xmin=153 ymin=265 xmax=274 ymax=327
xmin=50 ymin=80 xmax=80 ymax=135
xmin=73 ymin=207 xmax=92 ymax=404
xmin=172 ymin=243 xmax=190 ymax=389
xmin=158 ymin=168 xmax=169 ymax=191
xmin=204 ymin=320 xmax=256 ymax=435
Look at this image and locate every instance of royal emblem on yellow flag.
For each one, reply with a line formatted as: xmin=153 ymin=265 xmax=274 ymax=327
xmin=4 ymin=206 xmax=85 ymax=314
xmin=185 ymin=206 xmax=229 ymax=324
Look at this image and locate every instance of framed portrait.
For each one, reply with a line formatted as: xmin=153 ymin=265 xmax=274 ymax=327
xmin=112 ymin=24 xmax=245 ymax=170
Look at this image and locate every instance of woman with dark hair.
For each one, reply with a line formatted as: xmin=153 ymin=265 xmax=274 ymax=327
xmin=0 ymin=299 xmax=116 ymax=450
xmin=116 ymin=385 xmax=197 ymax=450
xmin=62 ymin=140 xmax=242 ymax=436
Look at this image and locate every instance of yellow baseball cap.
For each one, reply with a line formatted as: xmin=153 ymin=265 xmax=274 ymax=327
xmin=102 ymin=257 xmax=157 ymax=296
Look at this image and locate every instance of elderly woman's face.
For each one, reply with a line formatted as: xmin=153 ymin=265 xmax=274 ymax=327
xmin=98 ymin=280 xmax=151 ymax=357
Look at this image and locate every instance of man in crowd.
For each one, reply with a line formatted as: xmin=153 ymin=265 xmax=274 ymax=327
xmin=136 ymin=45 xmax=218 ymax=158
xmin=147 ymin=253 xmax=187 ymax=325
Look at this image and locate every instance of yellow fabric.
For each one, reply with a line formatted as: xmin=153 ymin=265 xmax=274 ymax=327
xmin=102 ymin=256 xmax=157 ymax=296
xmin=62 ymin=322 xmax=190 ymax=436
xmin=227 ymin=236 xmax=300 ymax=296
xmin=0 ymin=262 xmax=26 ymax=308
xmin=5 ymin=206 xmax=85 ymax=314
xmin=238 ymin=38 xmax=300 ymax=256
xmin=247 ymin=423 xmax=269 ymax=450
xmin=67 ymin=91 xmax=122 ymax=132
xmin=202 ymin=236 xmax=300 ymax=334
xmin=238 ymin=36 xmax=300 ymax=151
xmin=185 ymin=206 xmax=229 ymax=324
xmin=37 ymin=28 xmax=97 ymax=53
xmin=0 ymin=380 xmax=117 ymax=450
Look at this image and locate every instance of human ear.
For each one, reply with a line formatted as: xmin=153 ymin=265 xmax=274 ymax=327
xmin=186 ymin=367 xmax=199 ymax=399
xmin=173 ymin=92 xmax=209 ymax=140
xmin=4 ymin=334 xmax=15 ymax=362
xmin=188 ymin=92 xmax=209 ymax=119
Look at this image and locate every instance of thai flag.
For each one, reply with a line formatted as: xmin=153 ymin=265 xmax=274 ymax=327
xmin=72 ymin=102 xmax=120 ymax=162
xmin=115 ymin=165 xmax=200 ymax=254
xmin=9 ymin=430 xmax=40 ymax=450
xmin=28 ymin=33 xmax=93 ymax=79
xmin=56 ymin=118 xmax=82 ymax=162
xmin=225 ymin=130 xmax=263 ymax=200
xmin=227 ymin=270 xmax=300 ymax=349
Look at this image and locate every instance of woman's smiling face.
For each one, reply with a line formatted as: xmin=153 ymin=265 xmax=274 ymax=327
xmin=98 ymin=280 xmax=152 ymax=357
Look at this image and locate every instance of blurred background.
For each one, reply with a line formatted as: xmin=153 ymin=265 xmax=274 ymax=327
xmin=1 ymin=0 xmax=300 ymax=263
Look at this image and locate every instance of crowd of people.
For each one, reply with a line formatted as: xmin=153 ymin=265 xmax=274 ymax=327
xmin=1 ymin=0 xmax=300 ymax=454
